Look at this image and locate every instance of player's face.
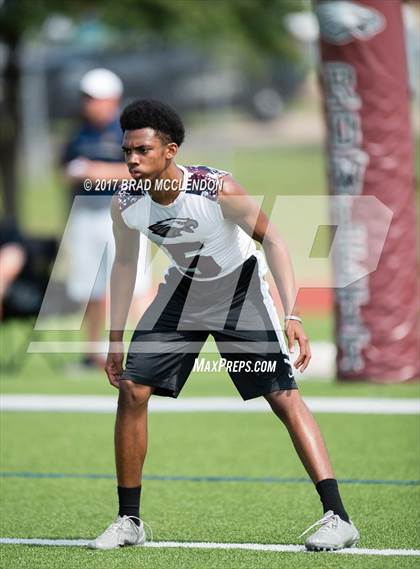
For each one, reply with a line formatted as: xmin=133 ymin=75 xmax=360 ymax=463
xmin=122 ymin=129 xmax=177 ymax=179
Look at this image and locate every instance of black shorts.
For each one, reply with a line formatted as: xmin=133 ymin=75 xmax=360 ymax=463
xmin=121 ymin=255 xmax=297 ymax=400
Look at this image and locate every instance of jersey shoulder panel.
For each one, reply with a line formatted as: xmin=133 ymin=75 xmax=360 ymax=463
xmin=115 ymin=183 xmax=147 ymax=213
xmin=185 ymin=165 xmax=231 ymax=179
xmin=184 ymin=165 xmax=231 ymax=202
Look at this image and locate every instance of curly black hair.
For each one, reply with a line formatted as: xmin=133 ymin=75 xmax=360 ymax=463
xmin=120 ymin=99 xmax=185 ymax=146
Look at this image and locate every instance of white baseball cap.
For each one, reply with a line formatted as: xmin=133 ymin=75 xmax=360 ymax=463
xmin=79 ymin=68 xmax=123 ymax=99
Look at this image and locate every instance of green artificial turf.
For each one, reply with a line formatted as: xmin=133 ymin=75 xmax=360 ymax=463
xmin=1 ymin=410 xmax=419 ymax=568
xmin=2 ymin=412 xmax=419 ymax=485
xmin=1 ymin=545 xmax=419 ymax=569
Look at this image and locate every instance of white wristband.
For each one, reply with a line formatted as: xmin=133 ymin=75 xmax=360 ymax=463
xmin=284 ymin=315 xmax=302 ymax=323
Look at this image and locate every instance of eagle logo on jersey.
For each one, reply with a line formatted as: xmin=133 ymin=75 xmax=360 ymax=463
xmin=148 ymin=217 xmax=198 ymax=238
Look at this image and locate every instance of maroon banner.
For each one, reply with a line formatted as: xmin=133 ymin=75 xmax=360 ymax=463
xmin=315 ymin=0 xmax=419 ymax=382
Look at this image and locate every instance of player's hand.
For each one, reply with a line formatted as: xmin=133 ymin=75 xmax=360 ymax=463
xmin=285 ymin=320 xmax=311 ymax=373
xmin=105 ymin=342 xmax=124 ymax=388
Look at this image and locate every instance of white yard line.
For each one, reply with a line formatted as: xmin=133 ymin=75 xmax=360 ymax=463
xmin=1 ymin=395 xmax=419 ymax=414
xmin=0 ymin=537 xmax=419 ymax=557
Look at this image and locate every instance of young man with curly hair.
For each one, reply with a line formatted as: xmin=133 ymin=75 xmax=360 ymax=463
xmin=88 ymin=99 xmax=359 ymax=552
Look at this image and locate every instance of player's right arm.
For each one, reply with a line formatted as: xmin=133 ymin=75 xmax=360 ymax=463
xmin=106 ymin=196 xmax=140 ymax=388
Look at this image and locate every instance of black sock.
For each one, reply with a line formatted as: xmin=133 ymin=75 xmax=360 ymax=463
xmin=117 ymin=485 xmax=141 ymax=526
xmin=315 ymin=478 xmax=350 ymax=523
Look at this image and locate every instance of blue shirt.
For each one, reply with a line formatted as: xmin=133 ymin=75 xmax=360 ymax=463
xmin=63 ymin=116 xmax=124 ymax=210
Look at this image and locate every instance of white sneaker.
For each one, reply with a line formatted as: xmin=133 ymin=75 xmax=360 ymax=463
xmin=88 ymin=516 xmax=146 ymax=550
xmin=300 ymin=510 xmax=360 ymax=551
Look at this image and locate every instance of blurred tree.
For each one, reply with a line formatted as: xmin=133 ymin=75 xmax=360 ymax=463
xmin=0 ymin=0 xmax=306 ymax=222
xmin=0 ymin=0 xmax=77 ymax=221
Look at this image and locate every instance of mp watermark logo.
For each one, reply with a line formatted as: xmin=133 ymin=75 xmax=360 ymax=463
xmin=29 ymin=193 xmax=392 ymax=354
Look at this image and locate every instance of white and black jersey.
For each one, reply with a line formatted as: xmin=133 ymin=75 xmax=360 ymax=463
xmin=118 ymin=165 xmax=259 ymax=280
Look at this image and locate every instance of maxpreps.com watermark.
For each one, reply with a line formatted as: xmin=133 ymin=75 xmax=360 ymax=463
xmin=83 ymin=177 xmax=224 ymax=193
xmin=193 ymin=357 xmax=277 ymax=374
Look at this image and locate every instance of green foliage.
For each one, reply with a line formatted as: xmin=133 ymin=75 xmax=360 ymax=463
xmin=0 ymin=0 xmax=307 ymax=61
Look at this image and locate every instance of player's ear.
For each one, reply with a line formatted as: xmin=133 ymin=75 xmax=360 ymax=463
xmin=165 ymin=142 xmax=178 ymax=159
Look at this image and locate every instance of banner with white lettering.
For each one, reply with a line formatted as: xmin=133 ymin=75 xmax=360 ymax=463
xmin=315 ymin=0 xmax=419 ymax=382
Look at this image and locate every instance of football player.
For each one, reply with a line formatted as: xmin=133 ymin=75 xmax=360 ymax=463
xmin=88 ymin=99 xmax=359 ymax=551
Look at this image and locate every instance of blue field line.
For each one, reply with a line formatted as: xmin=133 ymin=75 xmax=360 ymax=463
xmin=0 ymin=471 xmax=419 ymax=486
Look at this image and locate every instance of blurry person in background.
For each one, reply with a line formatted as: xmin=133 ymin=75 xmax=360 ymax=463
xmin=62 ymin=69 xmax=144 ymax=371
xmin=0 ymin=221 xmax=26 ymax=319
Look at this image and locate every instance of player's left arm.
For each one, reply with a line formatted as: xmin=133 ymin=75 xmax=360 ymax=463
xmin=219 ymin=176 xmax=311 ymax=372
